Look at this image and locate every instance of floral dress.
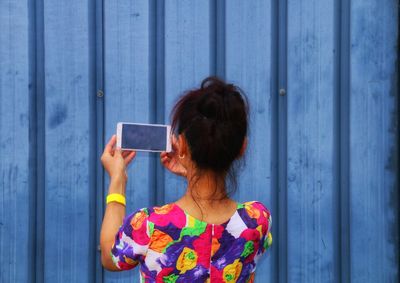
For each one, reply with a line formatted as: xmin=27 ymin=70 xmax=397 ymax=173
xmin=111 ymin=201 xmax=272 ymax=282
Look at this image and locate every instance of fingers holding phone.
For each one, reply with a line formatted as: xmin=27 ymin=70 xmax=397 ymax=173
xmin=160 ymin=150 xmax=187 ymax=178
xmin=101 ymin=135 xmax=136 ymax=180
xmin=103 ymin=121 xmax=187 ymax=183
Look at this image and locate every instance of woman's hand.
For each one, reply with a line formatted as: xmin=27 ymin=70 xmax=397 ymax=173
xmin=101 ymin=135 xmax=136 ymax=181
xmin=160 ymin=135 xmax=187 ymax=177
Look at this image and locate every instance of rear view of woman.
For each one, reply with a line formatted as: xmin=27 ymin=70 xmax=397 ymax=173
xmin=100 ymin=77 xmax=272 ymax=282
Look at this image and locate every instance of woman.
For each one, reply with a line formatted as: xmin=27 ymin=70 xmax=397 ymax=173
xmin=100 ymin=77 xmax=272 ymax=282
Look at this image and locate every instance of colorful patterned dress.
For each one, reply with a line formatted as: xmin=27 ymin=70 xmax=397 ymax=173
xmin=111 ymin=201 xmax=272 ymax=282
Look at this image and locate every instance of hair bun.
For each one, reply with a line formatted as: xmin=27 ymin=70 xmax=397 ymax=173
xmin=171 ymin=76 xmax=248 ymax=173
xmin=197 ymin=94 xmax=222 ymax=120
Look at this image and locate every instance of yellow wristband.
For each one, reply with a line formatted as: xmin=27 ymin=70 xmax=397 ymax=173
xmin=106 ymin=193 xmax=126 ymax=206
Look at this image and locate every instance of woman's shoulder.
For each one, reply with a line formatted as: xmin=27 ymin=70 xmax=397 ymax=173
xmin=240 ymin=201 xmax=273 ymax=254
xmin=238 ymin=200 xmax=272 ymax=231
xmin=241 ymin=200 xmax=271 ymax=216
xmin=144 ymin=203 xmax=187 ymax=229
xmin=126 ymin=203 xmax=180 ymax=218
xmin=123 ymin=203 xmax=187 ymax=236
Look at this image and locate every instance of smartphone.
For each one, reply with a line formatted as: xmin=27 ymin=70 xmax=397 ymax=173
xmin=116 ymin=122 xmax=172 ymax=152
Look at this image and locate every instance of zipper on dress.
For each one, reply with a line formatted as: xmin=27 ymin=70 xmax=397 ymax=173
xmin=209 ymin=224 xmax=214 ymax=279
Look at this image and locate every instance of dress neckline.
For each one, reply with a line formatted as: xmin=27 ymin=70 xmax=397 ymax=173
xmin=172 ymin=202 xmax=242 ymax=226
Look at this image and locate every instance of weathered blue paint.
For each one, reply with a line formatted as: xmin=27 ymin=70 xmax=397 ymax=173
xmin=0 ymin=1 xmax=31 ymax=282
xmin=0 ymin=1 xmax=398 ymax=283
xmin=42 ymin=1 xmax=92 ymax=282
xmin=287 ymin=0 xmax=337 ymax=282
xmin=349 ymin=0 xmax=399 ymax=282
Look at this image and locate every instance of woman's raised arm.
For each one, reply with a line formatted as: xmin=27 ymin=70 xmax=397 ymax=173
xmin=99 ymin=135 xmax=136 ymax=271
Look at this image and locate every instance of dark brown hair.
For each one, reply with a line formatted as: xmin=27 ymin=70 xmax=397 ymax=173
xmin=171 ymin=76 xmax=249 ymax=199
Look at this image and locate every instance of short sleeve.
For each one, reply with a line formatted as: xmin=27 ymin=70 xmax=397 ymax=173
xmin=110 ymin=208 xmax=150 ymax=270
xmin=261 ymin=213 xmax=272 ymax=254
xmin=253 ymin=201 xmax=272 ymax=255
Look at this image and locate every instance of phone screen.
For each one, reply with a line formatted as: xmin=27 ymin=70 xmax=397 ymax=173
xmin=121 ymin=124 xmax=167 ymax=151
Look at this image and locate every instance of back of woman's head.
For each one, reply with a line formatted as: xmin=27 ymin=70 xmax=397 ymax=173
xmin=171 ymin=76 xmax=249 ymax=187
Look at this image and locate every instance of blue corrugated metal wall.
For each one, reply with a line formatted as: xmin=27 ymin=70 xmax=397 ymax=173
xmin=0 ymin=0 xmax=398 ymax=282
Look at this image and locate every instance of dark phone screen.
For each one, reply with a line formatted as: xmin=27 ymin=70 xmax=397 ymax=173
xmin=121 ymin=124 xmax=167 ymax=151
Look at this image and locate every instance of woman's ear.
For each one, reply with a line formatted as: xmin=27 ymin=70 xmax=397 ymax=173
xmin=177 ymin=134 xmax=188 ymax=157
xmin=239 ymin=137 xmax=248 ymax=157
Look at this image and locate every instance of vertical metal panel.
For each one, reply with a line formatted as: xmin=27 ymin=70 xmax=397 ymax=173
xmin=349 ymin=0 xmax=399 ymax=281
xmin=286 ymin=0 xmax=338 ymax=282
xmin=275 ymin=0 xmax=288 ymax=281
xmin=42 ymin=1 xmax=92 ymax=282
xmin=0 ymin=1 xmax=31 ymax=282
xmin=29 ymin=0 xmax=46 ymax=282
xmin=103 ymin=1 xmax=153 ymax=282
xmin=32 ymin=0 xmax=46 ymax=281
xmin=93 ymin=0 xmax=105 ymax=281
xmin=337 ymin=0 xmax=351 ymax=281
xmin=210 ymin=0 xmax=225 ymax=78
xmin=225 ymin=1 xmax=274 ymax=281
xmin=163 ymin=0 xmax=213 ymax=204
